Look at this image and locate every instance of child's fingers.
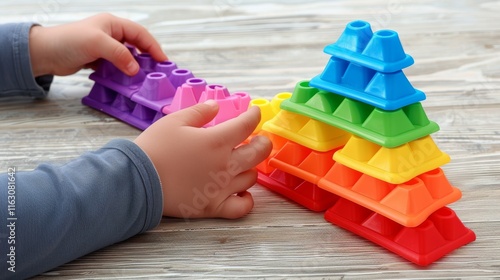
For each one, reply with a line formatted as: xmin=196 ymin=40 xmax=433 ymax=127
xmin=230 ymin=135 xmax=272 ymax=172
xmin=208 ymin=106 xmax=262 ymax=148
xmin=220 ymin=169 xmax=258 ymax=196
xmin=215 ymin=191 xmax=254 ymax=219
xmin=112 ymin=16 xmax=167 ymax=62
xmin=94 ymin=35 xmax=140 ymax=76
xmin=165 ymin=100 xmax=219 ymax=128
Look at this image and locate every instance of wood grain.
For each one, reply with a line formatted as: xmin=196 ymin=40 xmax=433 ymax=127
xmin=1 ymin=0 xmax=500 ymax=278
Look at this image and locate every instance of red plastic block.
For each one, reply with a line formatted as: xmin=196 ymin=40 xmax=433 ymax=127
xmin=324 ymin=198 xmax=476 ymax=266
xmin=268 ymin=141 xmax=341 ymax=184
xmin=318 ymin=163 xmax=462 ymax=227
xmin=257 ymin=169 xmax=339 ymax=212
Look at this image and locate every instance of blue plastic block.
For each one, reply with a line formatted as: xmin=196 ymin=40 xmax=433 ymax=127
xmin=310 ymin=20 xmax=426 ymax=110
xmin=322 ymin=20 xmax=414 ymax=72
xmin=310 ymin=66 xmax=425 ymax=110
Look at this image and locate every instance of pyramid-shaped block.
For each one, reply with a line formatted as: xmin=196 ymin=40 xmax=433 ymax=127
xmin=252 ymin=20 xmax=475 ymax=266
xmin=309 ymin=20 xmax=425 ymax=110
xmin=263 ymin=109 xmax=351 ymax=152
xmin=324 ymin=199 xmax=476 ymax=266
xmin=318 ymin=163 xmax=462 ymax=227
xmin=281 ymin=80 xmax=439 ymax=147
xmin=333 ymin=135 xmax=451 ymax=184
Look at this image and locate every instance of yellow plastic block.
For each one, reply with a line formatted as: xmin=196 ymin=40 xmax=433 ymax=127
xmin=263 ymin=109 xmax=351 ymax=152
xmin=333 ymin=135 xmax=450 ymax=184
xmin=250 ymin=92 xmax=291 ymax=133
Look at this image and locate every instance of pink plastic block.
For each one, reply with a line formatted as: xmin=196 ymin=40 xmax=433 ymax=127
xmin=163 ymin=82 xmax=251 ymax=127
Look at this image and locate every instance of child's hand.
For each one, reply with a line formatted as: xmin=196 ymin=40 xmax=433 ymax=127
xmin=29 ymin=13 xmax=167 ymax=77
xmin=135 ymin=101 xmax=272 ymax=219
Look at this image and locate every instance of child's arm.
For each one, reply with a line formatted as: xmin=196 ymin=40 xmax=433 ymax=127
xmin=28 ymin=13 xmax=167 ymax=77
xmin=0 ymin=13 xmax=272 ymax=279
xmin=0 ymin=22 xmax=54 ymax=98
xmin=0 ymin=102 xmax=271 ymax=279
xmin=0 ymin=13 xmax=167 ymax=98
xmin=0 ymin=139 xmax=163 ymax=279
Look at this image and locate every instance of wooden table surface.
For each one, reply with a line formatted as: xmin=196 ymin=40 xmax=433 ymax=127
xmin=1 ymin=0 xmax=500 ymax=279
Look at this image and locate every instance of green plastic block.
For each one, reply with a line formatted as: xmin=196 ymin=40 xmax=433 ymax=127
xmin=281 ymin=80 xmax=439 ymax=148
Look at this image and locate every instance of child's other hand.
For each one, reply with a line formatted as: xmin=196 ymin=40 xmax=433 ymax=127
xmin=29 ymin=13 xmax=167 ymax=77
xmin=134 ymin=102 xmax=272 ymax=219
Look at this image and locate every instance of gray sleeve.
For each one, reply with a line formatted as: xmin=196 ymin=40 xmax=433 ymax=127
xmin=0 ymin=22 xmax=53 ymax=98
xmin=0 ymin=139 xmax=163 ymax=280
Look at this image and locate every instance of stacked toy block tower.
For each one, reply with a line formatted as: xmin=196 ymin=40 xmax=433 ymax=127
xmin=255 ymin=20 xmax=475 ymax=266
xmin=83 ymin=46 xmax=250 ymax=130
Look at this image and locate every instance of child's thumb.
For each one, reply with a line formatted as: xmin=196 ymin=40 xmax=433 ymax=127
xmin=169 ymin=100 xmax=219 ymax=128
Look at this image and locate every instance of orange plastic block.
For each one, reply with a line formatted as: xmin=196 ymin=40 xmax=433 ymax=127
xmin=254 ymin=131 xmax=289 ymax=175
xmin=263 ymin=109 xmax=351 ymax=152
xmin=318 ymin=163 xmax=462 ymax=227
xmin=268 ymin=141 xmax=341 ymax=184
xmin=324 ymin=198 xmax=476 ymax=266
xmin=334 ymin=135 xmax=450 ymax=184
xmin=257 ymin=169 xmax=339 ymax=212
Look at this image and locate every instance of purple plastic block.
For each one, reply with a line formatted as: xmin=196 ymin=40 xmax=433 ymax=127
xmin=83 ymin=46 xmax=251 ymax=130
xmin=155 ymin=61 xmax=178 ymax=76
xmin=169 ymin=69 xmax=195 ymax=88
xmin=82 ymin=47 xmax=188 ymax=130
xmin=131 ymin=72 xmax=176 ymax=112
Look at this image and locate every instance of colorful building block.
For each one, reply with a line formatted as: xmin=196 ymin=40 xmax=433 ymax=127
xmin=324 ymin=199 xmax=476 ymax=266
xmin=269 ymin=141 xmax=340 ymax=184
xmin=249 ymin=92 xmax=291 ymax=132
xmin=257 ymin=169 xmax=339 ymax=212
xmin=252 ymin=20 xmax=474 ymax=266
xmin=318 ymin=163 xmax=462 ymax=227
xmin=309 ymin=20 xmax=425 ymax=110
xmin=253 ymin=129 xmax=338 ymax=211
xmin=262 ymin=109 xmax=351 ymax=152
xmin=162 ymin=80 xmax=251 ymax=127
xmin=321 ymin=20 xmax=413 ymax=72
xmin=281 ymin=80 xmax=440 ymax=148
xmin=333 ymin=135 xmax=451 ymax=184
xmin=83 ymin=48 xmax=251 ymax=130
xmin=83 ymin=56 xmax=193 ymax=130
